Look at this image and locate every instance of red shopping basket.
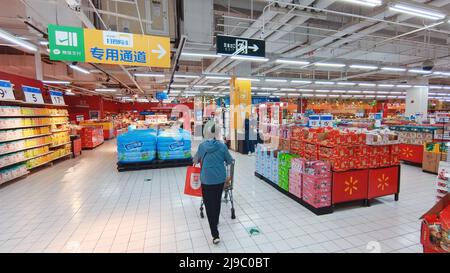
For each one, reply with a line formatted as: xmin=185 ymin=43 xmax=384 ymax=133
xmin=184 ymin=165 xmax=202 ymax=197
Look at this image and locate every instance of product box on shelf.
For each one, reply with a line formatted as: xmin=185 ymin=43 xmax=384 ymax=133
xmin=0 ymin=164 xmax=28 ymax=184
xmin=302 ymin=190 xmax=331 ymax=208
xmin=289 ymin=169 xmax=302 ymax=199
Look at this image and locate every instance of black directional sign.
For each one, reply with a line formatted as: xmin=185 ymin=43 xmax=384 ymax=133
xmin=216 ymin=35 xmax=265 ymax=58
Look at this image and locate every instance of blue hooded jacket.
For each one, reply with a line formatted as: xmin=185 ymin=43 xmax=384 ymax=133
xmin=193 ymin=140 xmax=234 ymax=185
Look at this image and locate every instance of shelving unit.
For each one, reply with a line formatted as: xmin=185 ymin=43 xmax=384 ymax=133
xmin=0 ymin=100 xmax=72 ymax=184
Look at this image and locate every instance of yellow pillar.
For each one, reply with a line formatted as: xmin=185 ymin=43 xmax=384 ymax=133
xmin=229 ymin=77 xmax=252 ymax=151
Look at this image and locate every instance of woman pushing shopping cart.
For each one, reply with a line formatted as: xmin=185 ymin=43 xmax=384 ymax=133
xmin=192 ymin=121 xmax=235 ymax=245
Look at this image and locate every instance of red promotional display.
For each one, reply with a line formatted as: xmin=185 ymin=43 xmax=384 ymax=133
xmin=332 ymin=169 xmax=369 ymax=204
xmin=399 ymin=143 xmax=423 ymax=164
xmin=184 ymin=166 xmax=202 ymax=197
xmin=420 ymin=194 xmax=450 ymax=253
xmin=79 ymin=126 xmax=104 ymax=149
xmin=368 ymin=166 xmax=400 ymax=199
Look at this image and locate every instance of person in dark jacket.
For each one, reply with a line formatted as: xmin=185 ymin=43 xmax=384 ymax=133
xmin=193 ymin=121 xmax=233 ymax=244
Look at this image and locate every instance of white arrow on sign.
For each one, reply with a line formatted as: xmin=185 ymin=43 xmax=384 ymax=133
xmin=248 ymin=44 xmax=259 ymax=52
xmin=152 ymin=44 xmax=166 ymax=59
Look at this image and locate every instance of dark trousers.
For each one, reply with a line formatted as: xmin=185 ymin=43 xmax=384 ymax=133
xmin=202 ymin=183 xmax=224 ymax=238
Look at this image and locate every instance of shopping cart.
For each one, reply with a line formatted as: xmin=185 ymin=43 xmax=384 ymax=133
xmin=200 ymin=159 xmax=236 ymax=219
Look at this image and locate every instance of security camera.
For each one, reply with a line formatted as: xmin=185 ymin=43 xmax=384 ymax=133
xmin=66 ymin=0 xmax=81 ymax=11
xmin=422 ymin=60 xmax=434 ymax=71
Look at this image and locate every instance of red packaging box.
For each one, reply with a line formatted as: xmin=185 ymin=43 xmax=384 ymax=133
xmin=302 ymin=190 xmax=331 ymax=208
xmin=390 ymin=154 xmax=400 ymax=165
xmin=331 ymin=160 xmax=349 ymax=172
xmin=302 ymin=174 xmax=331 ymax=193
xmin=304 ymin=160 xmax=331 ymax=177
xmin=420 ymin=194 xmax=450 ymax=253
xmin=390 ymin=144 xmax=400 ymax=155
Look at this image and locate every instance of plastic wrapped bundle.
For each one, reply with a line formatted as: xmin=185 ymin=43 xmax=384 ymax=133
xmin=157 ymin=129 xmax=192 ymax=160
xmin=117 ymin=129 xmax=157 ymax=163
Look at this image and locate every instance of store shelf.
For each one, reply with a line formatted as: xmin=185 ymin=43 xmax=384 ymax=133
xmin=51 ymin=122 xmax=68 ymax=125
xmin=0 ymin=142 xmax=52 ymax=156
xmin=50 ymin=142 xmax=71 ymax=148
xmin=0 ymin=171 xmax=29 ymax=186
xmin=0 ymin=151 xmax=54 ymax=169
xmin=28 ymin=160 xmax=52 ymax=170
xmin=52 ymin=153 xmax=71 ymax=161
xmin=0 ymin=99 xmax=68 ymax=107
xmin=0 ymin=124 xmax=51 ymax=130
xmin=51 ymin=129 xmax=70 ymax=133
xmin=0 ymin=133 xmax=52 ymax=144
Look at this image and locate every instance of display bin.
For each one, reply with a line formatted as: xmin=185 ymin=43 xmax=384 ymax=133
xmin=399 ymin=143 xmax=423 ymax=164
xmin=367 ymin=165 xmax=400 ymax=200
xmin=332 ymin=169 xmax=369 ymax=205
xmin=70 ymin=135 xmax=82 ymax=157
xmin=79 ymin=126 xmax=104 ymax=149
xmin=420 ymin=194 xmax=450 ymax=253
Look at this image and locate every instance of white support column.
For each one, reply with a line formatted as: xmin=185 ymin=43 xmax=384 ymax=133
xmin=405 ymin=81 xmax=428 ymax=121
xmin=34 ymin=51 xmax=43 ymax=81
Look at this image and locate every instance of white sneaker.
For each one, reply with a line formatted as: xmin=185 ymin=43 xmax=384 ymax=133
xmin=213 ymin=237 xmax=220 ymax=244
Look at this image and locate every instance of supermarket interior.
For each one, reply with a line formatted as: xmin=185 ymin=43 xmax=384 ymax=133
xmin=1 ymin=0 xmax=450 ymax=256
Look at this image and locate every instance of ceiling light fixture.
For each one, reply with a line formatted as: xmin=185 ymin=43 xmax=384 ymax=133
xmin=358 ymin=83 xmax=376 ymax=87
xmin=171 ymin=84 xmax=189 ymax=88
xmin=265 ymin=78 xmax=287 ymax=83
xmin=69 ymin=64 xmax=91 ymax=74
xmin=377 ymin=84 xmax=395 ymax=88
xmin=193 ymin=85 xmax=213 ymax=88
xmin=0 ymin=28 xmax=37 ymax=52
xmin=315 ymin=81 xmax=335 ymax=85
xmin=230 ymin=56 xmax=269 ymax=62
xmin=237 ymin=77 xmax=260 ymax=82
xmin=174 ymin=74 xmax=199 ymax=79
xmin=349 ymin=64 xmax=378 ymax=70
xmin=337 ymin=82 xmax=356 ymax=86
xmin=205 ymin=75 xmax=231 ymax=80
xmin=408 ymin=69 xmax=432 ymax=74
xmin=342 ymin=0 xmax=382 ymax=7
xmin=275 ymin=59 xmax=310 ymax=65
xmin=315 ymin=62 xmax=346 ymax=68
xmin=260 ymin=87 xmax=278 ymax=91
xmin=381 ymin=67 xmax=406 ymax=72
xmin=42 ymin=80 xmax=71 ymax=85
xmin=291 ymin=80 xmax=312 ymax=84
xmin=389 ymin=3 xmax=445 ymax=20
xmin=95 ymin=88 xmax=117 ymax=92
xmin=396 ymin=84 xmax=412 ymax=88
xmin=256 ymin=92 xmax=270 ymax=96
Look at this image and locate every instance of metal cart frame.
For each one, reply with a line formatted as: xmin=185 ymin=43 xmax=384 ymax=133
xmin=200 ymin=159 xmax=236 ymax=219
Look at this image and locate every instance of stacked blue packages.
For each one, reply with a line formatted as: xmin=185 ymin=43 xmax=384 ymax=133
xmin=117 ymin=129 xmax=157 ymax=163
xmin=157 ymin=129 xmax=192 ymax=160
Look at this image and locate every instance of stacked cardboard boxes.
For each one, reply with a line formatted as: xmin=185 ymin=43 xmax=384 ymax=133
xmin=278 ymin=152 xmax=299 ymax=191
xmin=302 ymin=161 xmax=332 ymax=208
xmin=79 ymin=126 xmax=104 ymax=149
xmin=289 ymin=158 xmax=305 ymax=199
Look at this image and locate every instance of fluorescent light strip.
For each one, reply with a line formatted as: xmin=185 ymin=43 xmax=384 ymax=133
xmin=390 ymin=92 xmax=402 ymax=95
xmin=275 ymin=59 xmax=309 ymax=65
xmin=377 ymin=84 xmax=395 ymax=88
xmin=315 ymin=94 xmax=327 ymax=97
xmin=349 ymin=64 xmax=378 ymax=70
xmin=332 ymin=90 xmax=345 ymax=93
xmin=260 ymin=87 xmax=278 ymax=91
xmin=185 ymin=91 xmax=201 ymax=94
xmin=256 ymin=92 xmax=270 ymax=96
xmin=280 ymin=88 xmax=296 ymax=91
xmin=315 ymin=62 xmax=346 ymax=68
xmin=329 ymin=95 xmax=339 ymax=98
xmin=363 ymin=91 xmax=375 ymax=94
xmin=171 ymin=84 xmax=189 ymax=88
xmin=203 ymin=91 xmax=219 ymax=94
xmin=396 ymin=84 xmax=412 ymax=88
xmin=298 ymin=89 xmax=314 ymax=92
xmin=216 ymin=85 xmax=230 ymax=89
xmin=0 ymin=28 xmax=37 ymax=52
xmin=291 ymin=80 xmax=312 ymax=84
xmin=42 ymin=80 xmax=71 ymax=85
xmin=237 ymin=77 xmax=260 ymax=82
xmin=302 ymin=94 xmax=314 ymax=97
xmin=347 ymin=91 xmax=361 ymax=94
xmin=377 ymin=91 xmax=390 ymax=94
xmin=174 ymin=74 xmax=199 ymax=79
xmin=69 ymin=65 xmax=90 ymax=74
xmin=205 ymin=75 xmax=231 ymax=80
xmin=414 ymin=85 xmax=427 ymax=88
xmin=95 ymin=88 xmax=117 ymax=92
xmin=135 ymin=73 xmax=165 ymax=77
xmin=181 ymin=52 xmax=220 ymax=58
xmin=265 ymin=78 xmax=287 ymax=83
xmin=337 ymin=82 xmax=356 ymax=86
xmin=287 ymin=93 xmax=300 ymax=96
xmin=230 ymin=56 xmax=269 ymax=62
xmin=429 ymin=85 xmax=443 ymax=89
xmin=315 ymin=90 xmax=330 ymax=93
xmin=408 ymin=69 xmax=432 ymax=74
xmin=193 ymin=85 xmax=213 ymax=88
xmin=342 ymin=0 xmax=382 ymax=8
xmin=315 ymin=81 xmax=335 ymax=85
xmin=381 ymin=67 xmax=406 ymax=72
xmin=358 ymin=83 xmax=376 ymax=87
xmin=389 ymin=4 xmax=445 ymax=20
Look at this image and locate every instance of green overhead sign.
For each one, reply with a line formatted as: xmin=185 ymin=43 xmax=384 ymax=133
xmin=48 ymin=24 xmax=85 ymax=62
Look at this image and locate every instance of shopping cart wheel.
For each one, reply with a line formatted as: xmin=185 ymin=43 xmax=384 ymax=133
xmin=231 ymin=208 xmax=236 ymax=219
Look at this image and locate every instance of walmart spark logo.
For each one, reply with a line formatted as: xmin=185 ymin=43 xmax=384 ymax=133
xmin=401 ymin=147 xmax=413 ymax=158
xmin=377 ymin=174 xmax=390 ymax=191
xmin=344 ymin=176 xmax=358 ymax=195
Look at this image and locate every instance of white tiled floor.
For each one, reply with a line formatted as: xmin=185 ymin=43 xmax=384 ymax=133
xmin=0 ymin=140 xmax=436 ymax=253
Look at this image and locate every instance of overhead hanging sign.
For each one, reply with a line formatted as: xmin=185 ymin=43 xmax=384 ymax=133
xmin=48 ymin=24 xmax=170 ymax=68
xmin=50 ymin=90 xmax=65 ymax=105
xmin=0 ymin=80 xmax=15 ymax=100
xmin=216 ymin=35 xmax=265 ymax=58
xmin=22 ymin=86 xmax=44 ymax=104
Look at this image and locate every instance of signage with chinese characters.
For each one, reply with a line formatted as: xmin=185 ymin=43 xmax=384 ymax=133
xmin=50 ymin=90 xmax=65 ymax=105
xmin=216 ymin=35 xmax=265 ymax=57
xmin=23 ymin=86 xmax=44 ymax=104
xmin=0 ymin=80 xmax=15 ymax=100
xmin=48 ymin=24 xmax=170 ymax=68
